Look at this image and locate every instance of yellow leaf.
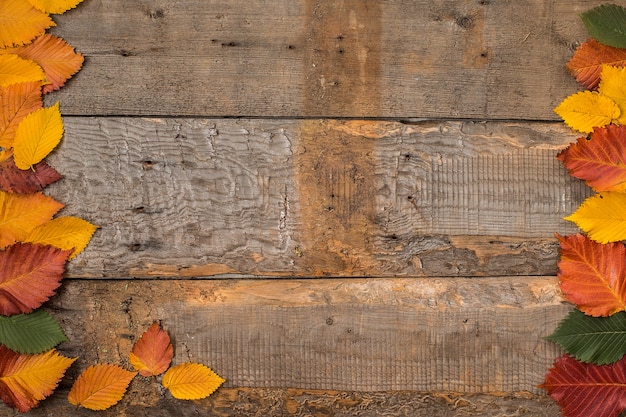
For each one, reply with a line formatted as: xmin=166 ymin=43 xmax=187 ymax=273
xmin=68 ymin=364 xmax=137 ymax=410
xmin=24 ymin=216 xmax=98 ymax=259
xmin=0 ymin=54 xmax=45 ymax=87
xmin=162 ymin=363 xmax=225 ymax=400
xmin=565 ymin=192 xmax=626 ymax=243
xmin=28 ymin=0 xmax=85 ymax=14
xmin=599 ymin=65 xmax=626 ymax=125
xmin=13 ymin=102 xmax=63 ymax=170
xmin=0 ymin=81 xmax=42 ymax=149
xmin=0 ymin=0 xmax=55 ymax=48
xmin=0 ymin=347 xmax=76 ymax=412
xmin=554 ymin=90 xmax=620 ymax=133
xmin=0 ymin=191 xmax=63 ymax=248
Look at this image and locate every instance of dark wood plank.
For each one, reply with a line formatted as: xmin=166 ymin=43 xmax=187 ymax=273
xmin=47 ymin=277 xmax=567 ymax=394
xmin=45 ymin=0 xmax=602 ymax=119
xmin=15 ymin=388 xmax=561 ymax=417
xmin=49 ymin=118 xmax=589 ymax=278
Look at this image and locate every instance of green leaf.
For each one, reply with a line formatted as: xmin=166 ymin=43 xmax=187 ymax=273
xmin=0 ymin=310 xmax=68 ymax=354
xmin=547 ymin=309 xmax=626 ymax=365
xmin=581 ymin=4 xmax=626 ymax=48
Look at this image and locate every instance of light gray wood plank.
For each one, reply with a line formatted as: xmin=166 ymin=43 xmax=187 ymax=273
xmin=48 ymin=118 xmax=589 ymax=278
xmin=45 ymin=0 xmax=601 ymax=119
xmin=47 ymin=277 xmax=567 ymax=394
xmin=15 ymin=388 xmax=561 ymax=417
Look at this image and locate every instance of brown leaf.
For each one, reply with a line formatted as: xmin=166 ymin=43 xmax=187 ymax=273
xmin=0 ymin=155 xmax=61 ymax=193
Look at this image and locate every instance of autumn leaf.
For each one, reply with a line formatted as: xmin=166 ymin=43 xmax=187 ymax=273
xmin=24 ymin=216 xmax=97 ymax=259
xmin=565 ymin=192 xmax=626 ymax=244
xmin=0 ymin=156 xmax=61 ymax=194
xmin=129 ymin=322 xmax=173 ymax=377
xmin=541 ymin=354 xmax=626 ymax=417
xmin=0 ymin=54 xmax=46 ymax=87
xmin=567 ymin=39 xmax=626 ymax=90
xmin=28 ymin=0 xmax=85 ymax=14
xmin=68 ymin=364 xmax=137 ymax=410
xmin=0 ymin=310 xmax=68 ymax=354
xmin=557 ymin=125 xmax=626 ymax=192
xmin=548 ymin=309 xmax=626 ymax=365
xmin=162 ymin=363 xmax=225 ymax=400
xmin=554 ymin=90 xmax=620 ymax=133
xmin=0 ymin=345 xmax=75 ymax=413
xmin=556 ymin=234 xmax=626 ymax=316
xmin=0 ymin=243 xmax=70 ymax=316
xmin=598 ymin=65 xmax=626 ymax=125
xmin=0 ymin=191 xmax=63 ymax=248
xmin=3 ymin=34 xmax=84 ymax=94
xmin=581 ymin=4 xmax=626 ymax=49
xmin=13 ymin=102 xmax=63 ymax=170
xmin=0 ymin=0 xmax=55 ymax=48
xmin=0 ymin=81 xmax=42 ymax=149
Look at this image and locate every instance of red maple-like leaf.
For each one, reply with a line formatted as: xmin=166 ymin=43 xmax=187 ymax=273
xmin=557 ymin=125 xmax=626 ymax=192
xmin=0 ymin=156 xmax=61 ymax=193
xmin=567 ymin=38 xmax=626 ymax=90
xmin=541 ymin=354 xmax=626 ymax=417
xmin=129 ymin=322 xmax=173 ymax=377
xmin=0 ymin=243 xmax=70 ymax=316
xmin=557 ymin=233 xmax=626 ymax=317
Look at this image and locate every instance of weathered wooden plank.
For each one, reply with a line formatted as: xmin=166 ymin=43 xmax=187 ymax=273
xmin=16 ymin=388 xmax=560 ymax=417
xmin=49 ymin=118 xmax=589 ymax=278
xmin=47 ymin=277 xmax=567 ymax=394
xmin=45 ymin=0 xmax=600 ymax=119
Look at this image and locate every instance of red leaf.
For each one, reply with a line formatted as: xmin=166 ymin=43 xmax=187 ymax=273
xmin=567 ymin=39 xmax=626 ymax=90
xmin=0 ymin=243 xmax=70 ymax=316
xmin=129 ymin=322 xmax=173 ymax=377
xmin=557 ymin=125 xmax=626 ymax=192
xmin=557 ymin=233 xmax=626 ymax=317
xmin=542 ymin=354 xmax=626 ymax=417
xmin=0 ymin=155 xmax=61 ymax=193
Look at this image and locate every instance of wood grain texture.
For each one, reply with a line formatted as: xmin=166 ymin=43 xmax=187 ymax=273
xmin=14 ymin=388 xmax=560 ymax=417
xmin=48 ymin=117 xmax=589 ymax=278
xmin=46 ymin=277 xmax=567 ymax=394
xmin=44 ymin=0 xmax=601 ymax=118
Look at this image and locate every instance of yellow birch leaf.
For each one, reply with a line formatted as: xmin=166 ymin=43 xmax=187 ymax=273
xmin=554 ymin=90 xmax=620 ymax=133
xmin=0 ymin=54 xmax=45 ymax=87
xmin=0 ymin=191 xmax=63 ymax=248
xmin=0 ymin=346 xmax=76 ymax=412
xmin=13 ymin=102 xmax=63 ymax=170
xmin=0 ymin=0 xmax=55 ymax=48
xmin=598 ymin=65 xmax=626 ymax=125
xmin=28 ymin=0 xmax=85 ymax=14
xmin=0 ymin=81 xmax=42 ymax=149
xmin=68 ymin=364 xmax=137 ymax=410
xmin=162 ymin=363 xmax=225 ymax=400
xmin=565 ymin=192 xmax=626 ymax=243
xmin=23 ymin=216 xmax=98 ymax=259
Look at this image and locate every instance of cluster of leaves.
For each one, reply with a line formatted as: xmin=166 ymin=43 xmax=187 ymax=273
xmin=68 ymin=322 xmax=225 ymax=410
xmin=542 ymin=4 xmax=626 ymax=417
xmin=0 ymin=0 xmax=96 ymax=412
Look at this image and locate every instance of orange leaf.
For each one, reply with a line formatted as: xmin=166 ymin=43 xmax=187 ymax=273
xmin=162 ymin=363 xmax=225 ymax=400
xmin=28 ymin=0 xmax=85 ymax=14
xmin=0 ymin=82 xmax=42 ymax=149
xmin=0 ymin=0 xmax=55 ymax=48
xmin=557 ymin=125 xmax=626 ymax=192
xmin=0 ymin=191 xmax=63 ymax=248
xmin=24 ymin=216 xmax=97 ymax=259
xmin=0 ymin=155 xmax=61 ymax=194
xmin=0 ymin=345 xmax=75 ymax=412
xmin=557 ymin=233 xmax=626 ymax=317
xmin=68 ymin=364 xmax=137 ymax=410
xmin=567 ymin=39 xmax=626 ymax=90
xmin=3 ymin=34 xmax=84 ymax=94
xmin=129 ymin=322 xmax=173 ymax=377
xmin=0 ymin=243 xmax=70 ymax=316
